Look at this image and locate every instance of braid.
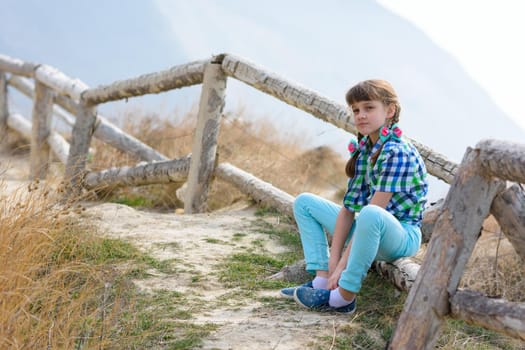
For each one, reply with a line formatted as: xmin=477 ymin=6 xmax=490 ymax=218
xmin=345 ymin=133 xmax=364 ymax=178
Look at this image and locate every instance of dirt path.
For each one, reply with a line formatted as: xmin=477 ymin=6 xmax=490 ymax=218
xmin=83 ymin=202 xmax=351 ymax=349
xmin=1 ymin=150 xmax=352 ymax=349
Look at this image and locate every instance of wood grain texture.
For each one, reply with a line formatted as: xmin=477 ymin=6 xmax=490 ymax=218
xmin=184 ymin=63 xmax=226 ymax=213
xmin=64 ymin=103 xmax=97 ymax=196
xmin=82 ymin=59 xmax=209 ymax=105
xmin=451 ymin=289 xmax=525 ymax=341
xmin=84 ymin=155 xmax=191 ymax=189
xmin=30 ymin=81 xmax=54 ymax=179
xmin=216 ymin=162 xmax=295 ymax=217
xmin=491 ymin=184 xmax=525 ymax=261
xmin=0 ymin=54 xmax=37 ymax=77
xmin=477 ymin=139 xmax=525 ymax=183
xmin=389 ymin=147 xmax=506 ymax=349
xmin=35 ymin=64 xmax=88 ymax=103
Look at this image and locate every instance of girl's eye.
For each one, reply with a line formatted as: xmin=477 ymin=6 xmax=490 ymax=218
xmin=366 ymin=106 xmax=374 ymax=110
xmin=352 ymin=109 xmax=359 ymax=114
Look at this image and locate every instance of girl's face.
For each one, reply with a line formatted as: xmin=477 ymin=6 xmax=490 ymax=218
xmin=351 ymin=100 xmax=394 ymax=143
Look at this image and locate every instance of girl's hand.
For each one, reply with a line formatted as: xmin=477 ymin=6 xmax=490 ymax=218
xmin=327 ymin=266 xmax=344 ymax=290
xmin=328 ymin=255 xmax=339 ymax=277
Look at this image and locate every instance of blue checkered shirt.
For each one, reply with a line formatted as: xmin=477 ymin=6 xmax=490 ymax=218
xmin=343 ymin=133 xmax=428 ymax=225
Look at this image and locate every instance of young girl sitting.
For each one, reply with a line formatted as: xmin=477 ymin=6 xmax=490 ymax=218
xmin=281 ymin=79 xmax=428 ymax=313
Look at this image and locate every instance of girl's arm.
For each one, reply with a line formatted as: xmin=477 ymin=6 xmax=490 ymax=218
xmin=328 ymin=208 xmax=354 ymax=275
xmin=327 ymin=191 xmax=393 ymax=290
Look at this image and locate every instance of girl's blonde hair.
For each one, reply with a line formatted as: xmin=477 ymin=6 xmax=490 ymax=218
xmin=345 ymin=79 xmax=401 ymax=178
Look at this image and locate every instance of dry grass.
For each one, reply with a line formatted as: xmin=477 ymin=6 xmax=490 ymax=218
xmin=90 ymin=108 xmax=347 ymax=210
xmin=0 ymin=180 xmax=157 ymax=349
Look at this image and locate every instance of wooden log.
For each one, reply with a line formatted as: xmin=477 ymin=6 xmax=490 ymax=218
xmin=184 ymin=63 xmax=227 ymax=214
xmin=450 ymin=289 xmax=525 ymax=341
xmin=0 ymin=72 xmax=7 ymax=144
xmin=30 ymin=81 xmax=54 ymax=180
xmin=7 ymin=113 xmax=31 ymax=138
xmin=84 ymin=155 xmax=191 ymax=189
xmin=48 ymin=131 xmax=70 ymax=165
xmin=0 ymin=54 xmax=37 ymax=77
xmin=373 ymin=258 xmax=421 ymax=293
xmin=491 ymin=184 xmax=525 ymax=261
xmin=215 ymin=163 xmax=295 ymax=217
xmin=8 ymin=75 xmax=76 ymax=127
xmin=7 ymin=113 xmax=70 ymax=165
xmin=389 ymin=147 xmax=506 ymax=350
xmin=9 ymin=75 xmax=168 ymax=162
xmin=64 ymin=103 xmax=97 ymax=196
xmin=477 ymin=139 xmax=525 ymax=184
xmin=221 ymin=54 xmax=459 ymax=184
xmin=221 ymin=54 xmax=356 ymax=135
xmin=267 ymin=260 xmax=311 ymax=283
xmin=420 ymin=200 xmax=444 ymax=243
xmin=81 ymin=59 xmax=209 ymax=105
xmin=34 ymin=64 xmax=88 ymax=103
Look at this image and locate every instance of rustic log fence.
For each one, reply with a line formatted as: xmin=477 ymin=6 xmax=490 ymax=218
xmin=0 ymin=52 xmax=524 ymax=347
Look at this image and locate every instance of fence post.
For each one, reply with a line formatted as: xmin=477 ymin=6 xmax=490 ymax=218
xmin=389 ymin=147 xmax=506 ymax=349
xmin=184 ymin=62 xmax=226 ymax=214
xmin=64 ymin=102 xmax=97 ymax=197
xmin=0 ymin=71 xmax=7 ymax=146
xmin=30 ymin=81 xmax=54 ymax=180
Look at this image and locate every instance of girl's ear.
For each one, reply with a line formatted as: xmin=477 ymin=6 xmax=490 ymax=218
xmin=387 ymin=103 xmax=396 ymax=119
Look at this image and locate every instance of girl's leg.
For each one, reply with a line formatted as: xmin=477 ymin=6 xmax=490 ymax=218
xmin=293 ymin=193 xmax=341 ymax=275
xmin=338 ymin=204 xmax=421 ymax=294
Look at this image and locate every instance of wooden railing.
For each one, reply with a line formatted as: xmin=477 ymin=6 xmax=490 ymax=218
xmin=0 ymin=53 xmax=524 ymax=347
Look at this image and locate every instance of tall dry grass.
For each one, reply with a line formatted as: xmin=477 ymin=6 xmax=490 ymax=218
xmin=91 ymin=107 xmax=347 ymax=210
xmin=0 ymin=179 xmax=141 ymax=349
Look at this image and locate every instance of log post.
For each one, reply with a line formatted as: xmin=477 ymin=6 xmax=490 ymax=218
xmin=0 ymin=72 xmax=7 ymax=146
xmin=30 ymin=81 xmax=54 ymax=180
xmin=389 ymin=147 xmax=506 ymax=349
xmin=184 ymin=63 xmax=226 ymax=214
xmin=491 ymin=184 xmax=525 ymax=261
xmin=64 ymin=102 xmax=97 ymax=197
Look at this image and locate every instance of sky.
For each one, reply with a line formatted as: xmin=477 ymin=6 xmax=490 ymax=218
xmin=2 ymin=0 xmax=525 ymax=201
xmin=377 ymin=0 xmax=525 ymax=132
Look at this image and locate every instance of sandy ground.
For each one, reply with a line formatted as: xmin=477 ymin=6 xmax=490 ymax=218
xmin=0 ymin=149 xmax=352 ymax=350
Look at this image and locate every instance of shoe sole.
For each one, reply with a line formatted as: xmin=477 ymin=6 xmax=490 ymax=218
xmin=280 ymin=290 xmax=295 ymax=299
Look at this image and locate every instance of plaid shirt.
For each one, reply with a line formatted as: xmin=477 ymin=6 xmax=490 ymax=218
xmin=343 ymin=132 xmax=428 ymax=225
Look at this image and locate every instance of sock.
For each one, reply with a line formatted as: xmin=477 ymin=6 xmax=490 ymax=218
xmin=312 ymin=276 xmax=328 ymax=289
xmin=329 ymin=288 xmax=355 ymax=308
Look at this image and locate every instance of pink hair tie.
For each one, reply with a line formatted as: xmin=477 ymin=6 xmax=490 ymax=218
xmin=391 ymin=124 xmax=403 ymax=140
xmin=347 ymin=139 xmax=359 ymax=157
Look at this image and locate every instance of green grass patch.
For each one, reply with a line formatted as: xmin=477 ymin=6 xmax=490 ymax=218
xmin=218 ymin=252 xmax=294 ymax=290
xmin=203 ymin=237 xmax=231 ymax=245
xmin=111 ymin=195 xmax=153 ymax=207
xmin=112 ymin=289 xmax=217 ymax=349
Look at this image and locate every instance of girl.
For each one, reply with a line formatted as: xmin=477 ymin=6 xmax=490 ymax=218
xmin=280 ymin=79 xmax=428 ymax=313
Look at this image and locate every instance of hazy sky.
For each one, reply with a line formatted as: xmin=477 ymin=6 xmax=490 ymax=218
xmin=378 ymin=0 xmax=525 ymax=131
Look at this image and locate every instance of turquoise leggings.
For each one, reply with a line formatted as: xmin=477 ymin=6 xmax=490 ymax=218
xmin=293 ymin=193 xmax=421 ymax=293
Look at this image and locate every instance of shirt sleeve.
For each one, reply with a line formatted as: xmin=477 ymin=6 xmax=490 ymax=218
xmin=374 ymin=143 xmax=415 ymax=193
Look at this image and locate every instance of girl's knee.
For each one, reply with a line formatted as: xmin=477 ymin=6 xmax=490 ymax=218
xmin=358 ymin=204 xmax=383 ymax=223
xmin=293 ymin=192 xmax=317 ymax=213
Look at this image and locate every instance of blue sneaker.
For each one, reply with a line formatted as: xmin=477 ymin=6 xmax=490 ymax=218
xmin=293 ymin=287 xmax=356 ymax=314
xmin=280 ymin=280 xmax=313 ymax=299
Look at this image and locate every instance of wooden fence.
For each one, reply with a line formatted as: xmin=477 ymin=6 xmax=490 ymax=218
xmin=1 ymin=53 xmax=524 ymax=347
